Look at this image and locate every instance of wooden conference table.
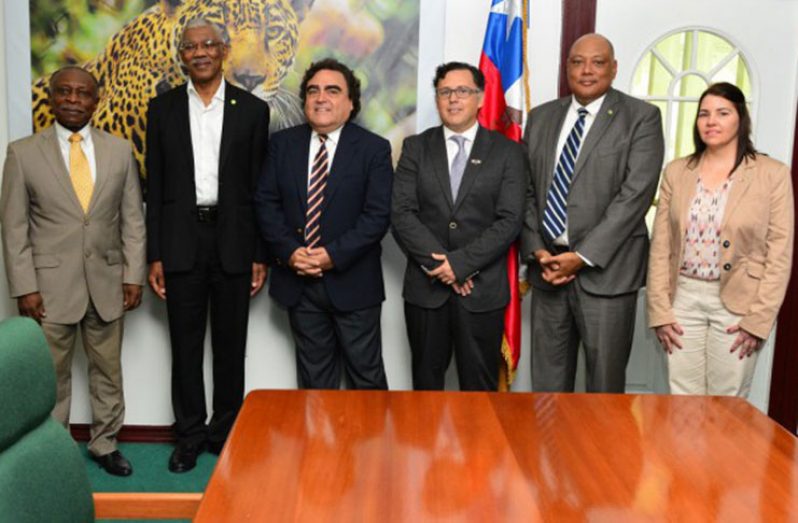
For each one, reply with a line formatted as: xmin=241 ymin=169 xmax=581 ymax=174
xmin=194 ymin=390 xmax=798 ymax=522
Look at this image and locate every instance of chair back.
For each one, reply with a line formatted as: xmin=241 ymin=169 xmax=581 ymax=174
xmin=0 ymin=317 xmax=94 ymax=522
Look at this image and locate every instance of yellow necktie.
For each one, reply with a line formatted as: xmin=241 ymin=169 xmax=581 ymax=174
xmin=68 ymin=133 xmax=93 ymax=213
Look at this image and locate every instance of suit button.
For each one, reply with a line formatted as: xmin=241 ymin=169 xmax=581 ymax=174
xmin=723 ymin=263 xmax=732 ymax=271
xmin=85 ymin=251 xmax=91 ymax=259
xmin=722 ymin=240 xmax=730 ymax=248
xmin=296 ymin=228 xmax=303 ymax=234
xmin=449 ymin=222 xmax=457 ymax=229
xmin=84 ymin=219 xmax=89 ymax=227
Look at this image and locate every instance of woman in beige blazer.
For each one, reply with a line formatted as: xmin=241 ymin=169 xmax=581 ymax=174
xmin=647 ymin=82 xmax=794 ymax=397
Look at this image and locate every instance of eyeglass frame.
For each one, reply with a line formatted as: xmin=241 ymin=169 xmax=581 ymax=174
xmin=435 ymin=86 xmax=482 ymax=99
xmin=178 ymin=39 xmax=226 ymax=54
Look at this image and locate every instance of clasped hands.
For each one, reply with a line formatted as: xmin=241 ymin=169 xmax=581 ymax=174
xmin=289 ymin=246 xmax=333 ymax=277
xmin=427 ymin=253 xmax=473 ymax=297
xmin=534 ymin=249 xmax=585 ymax=286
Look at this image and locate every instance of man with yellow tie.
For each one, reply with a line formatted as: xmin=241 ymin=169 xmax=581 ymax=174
xmin=0 ymin=66 xmax=146 ymax=476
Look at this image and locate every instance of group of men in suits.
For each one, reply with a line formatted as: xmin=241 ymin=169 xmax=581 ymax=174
xmin=1 ymin=26 xmax=664 ymax=476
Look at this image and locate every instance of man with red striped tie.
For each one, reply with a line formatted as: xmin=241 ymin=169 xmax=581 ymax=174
xmin=255 ymin=58 xmax=392 ymax=389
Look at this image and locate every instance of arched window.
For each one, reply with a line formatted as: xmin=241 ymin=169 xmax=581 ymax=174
xmin=630 ymin=29 xmax=754 ymax=163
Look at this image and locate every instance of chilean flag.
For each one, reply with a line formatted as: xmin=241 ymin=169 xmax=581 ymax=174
xmin=478 ymin=0 xmax=527 ymax=386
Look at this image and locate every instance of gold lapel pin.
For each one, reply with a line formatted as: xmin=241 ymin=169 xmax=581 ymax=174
xmin=231 ymin=99 xmax=237 ymax=105
xmin=470 ymin=159 xmax=482 ymax=165
xmin=608 ymin=109 xmax=614 ymax=115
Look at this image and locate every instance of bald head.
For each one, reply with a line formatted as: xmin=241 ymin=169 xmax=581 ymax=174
xmin=566 ymin=33 xmax=618 ymax=105
xmin=49 ymin=66 xmax=99 ymax=99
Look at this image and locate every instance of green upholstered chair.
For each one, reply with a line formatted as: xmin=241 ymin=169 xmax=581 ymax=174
xmin=0 ymin=317 xmax=94 ymax=523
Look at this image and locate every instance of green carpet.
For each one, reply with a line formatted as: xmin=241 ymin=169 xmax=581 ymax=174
xmin=79 ymin=442 xmax=216 ymax=522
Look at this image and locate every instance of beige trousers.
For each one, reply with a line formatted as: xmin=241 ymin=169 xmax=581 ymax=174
xmin=41 ymin=300 xmax=125 ymax=456
xmin=668 ymin=276 xmax=759 ymax=397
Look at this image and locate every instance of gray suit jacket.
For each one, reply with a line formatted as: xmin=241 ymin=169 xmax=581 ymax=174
xmin=1 ymin=126 xmax=146 ymax=324
xmin=392 ymin=125 xmax=526 ymax=312
xmin=521 ymin=88 xmax=664 ymax=296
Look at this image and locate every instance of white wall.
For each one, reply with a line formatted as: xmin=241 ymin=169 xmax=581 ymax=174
xmin=2 ymin=0 xmax=795 ymax=424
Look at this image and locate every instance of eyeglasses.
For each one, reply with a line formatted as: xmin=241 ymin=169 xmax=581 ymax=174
xmin=178 ymin=39 xmax=225 ymax=54
xmin=435 ymin=86 xmax=481 ymax=99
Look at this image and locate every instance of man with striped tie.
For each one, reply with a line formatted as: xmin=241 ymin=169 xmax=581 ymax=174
xmin=1 ymin=66 xmax=145 ymax=475
xmin=255 ymin=58 xmax=392 ymax=390
xmin=521 ymin=34 xmax=664 ymax=392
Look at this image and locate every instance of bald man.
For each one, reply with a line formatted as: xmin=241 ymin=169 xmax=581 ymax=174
xmin=521 ymin=34 xmax=664 ymax=392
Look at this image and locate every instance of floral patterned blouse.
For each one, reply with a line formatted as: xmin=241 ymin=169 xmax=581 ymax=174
xmin=679 ymin=176 xmax=733 ymax=281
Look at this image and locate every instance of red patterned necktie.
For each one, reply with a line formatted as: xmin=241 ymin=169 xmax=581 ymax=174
xmin=305 ymin=134 xmax=329 ymax=248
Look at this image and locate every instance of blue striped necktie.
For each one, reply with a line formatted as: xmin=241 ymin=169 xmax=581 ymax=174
xmin=305 ymin=134 xmax=329 ymax=248
xmin=542 ymin=107 xmax=589 ymax=242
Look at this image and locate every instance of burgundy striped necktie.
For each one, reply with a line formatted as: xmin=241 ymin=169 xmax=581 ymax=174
xmin=305 ymin=134 xmax=329 ymax=248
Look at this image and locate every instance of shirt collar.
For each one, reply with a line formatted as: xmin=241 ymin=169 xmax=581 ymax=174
xmin=570 ymin=93 xmax=607 ymax=117
xmin=443 ymin=121 xmax=479 ymax=143
xmin=187 ymin=78 xmax=226 ymax=103
xmin=55 ymin=121 xmax=91 ymax=144
xmin=312 ymin=124 xmax=344 ymax=147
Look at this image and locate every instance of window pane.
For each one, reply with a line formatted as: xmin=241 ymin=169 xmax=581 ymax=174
xmin=713 ymin=54 xmax=753 ymax=96
xmin=655 ymin=31 xmax=690 ymax=70
xmin=632 ymin=54 xmax=673 ymax=96
xmin=696 ymin=31 xmax=734 ymax=71
xmin=675 ymin=74 xmax=708 ymax=97
xmin=673 ymin=101 xmax=698 ymax=160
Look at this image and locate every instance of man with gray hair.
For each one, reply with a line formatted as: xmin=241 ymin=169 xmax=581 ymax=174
xmin=145 ymin=18 xmax=269 ymax=472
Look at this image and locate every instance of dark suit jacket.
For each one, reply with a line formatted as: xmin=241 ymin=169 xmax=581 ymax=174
xmin=255 ymin=122 xmax=393 ymax=311
xmin=145 ymin=83 xmax=269 ymax=273
xmin=391 ymin=125 xmax=526 ymax=313
xmin=521 ymin=88 xmax=664 ymax=296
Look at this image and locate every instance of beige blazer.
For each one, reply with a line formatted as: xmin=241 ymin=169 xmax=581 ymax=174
xmin=647 ymin=154 xmax=794 ymax=339
xmin=1 ymin=126 xmax=146 ymax=324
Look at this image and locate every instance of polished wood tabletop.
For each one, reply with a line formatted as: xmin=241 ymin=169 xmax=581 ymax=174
xmin=194 ymin=390 xmax=798 ymax=522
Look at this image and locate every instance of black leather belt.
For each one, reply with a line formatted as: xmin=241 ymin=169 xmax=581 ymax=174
xmin=197 ymin=206 xmax=218 ymax=223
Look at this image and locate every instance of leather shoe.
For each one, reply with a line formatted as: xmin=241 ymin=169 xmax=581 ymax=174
xmin=91 ymin=450 xmax=133 ymax=477
xmin=169 ymin=443 xmax=204 ymax=473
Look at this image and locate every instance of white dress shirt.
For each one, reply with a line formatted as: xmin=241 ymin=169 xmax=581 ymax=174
xmin=187 ymin=78 xmax=225 ymax=206
xmin=307 ymin=125 xmax=343 ymax=188
xmin=55 ymin=122 xmax=97 ymax=183
xmin=443 ymin=121 xmax=479 ymax=172
xmin=550 ymin=94 xmax=606 ymax=266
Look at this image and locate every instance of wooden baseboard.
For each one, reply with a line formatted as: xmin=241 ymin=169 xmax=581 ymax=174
xmin=93 ymin=492 xmax=201 ymax=520
xmin=70 ymin=424 xmax=175 ymax=443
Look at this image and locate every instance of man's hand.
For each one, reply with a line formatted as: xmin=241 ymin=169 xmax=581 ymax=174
xmin=148 ymin=261 xmax=167 ymax=300
xmin=452 ymin=278 xmax=474 ymax=297
xmin=123 ymin=284 xmax=143 ymax=311
xmin=18 ymin=292 xmax=46 ymax=323
xmin=289 ymin=247 xmax=322 ymax=277
xmin=537 ymin=250 xmax=582 ymax=285
xmin=727 ymin=324 xmax=763 ymax=359
xmin=428 ymin=253 xmax=457 ymax=285
xmin=307 ymin=247 xmax=334 ymax=271
xmin=655 ymin=322 xmax=684 ymax=354
xmin=251 ymin=263 xmax=268 ymax=296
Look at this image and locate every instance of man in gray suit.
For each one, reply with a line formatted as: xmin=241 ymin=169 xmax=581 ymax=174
xmin=522 ymin=34 xmax=664 ymax=392
xmin=1 ymin=66 xmax=146 ymax=475
xmin=393 ymin=62 xmax=525 ymax=390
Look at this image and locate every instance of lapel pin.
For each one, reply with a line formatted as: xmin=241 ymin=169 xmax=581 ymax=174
xmin=231 ymin=99 xmax=237 ymax=105
xmin=470 ymin=159 xmax=482 ymax=165
xmin=607 ymin=109 xmax=614 ymax=115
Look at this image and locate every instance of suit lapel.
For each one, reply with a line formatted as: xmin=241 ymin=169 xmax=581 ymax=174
xmin=294 ymin=125 xmax=313 ymax=213
xmin=430 ymin=127 xmax=454 ymax=209
xmin=322 ymin=123 xmax=357 ymax=212
xmin=720 ymin=158 xmax=756 ymax=230
xmin=543 ymin=100 xmax=570 ymax=187
xmin=88 ymin=128 xmax=110 ymax=214
xmin=676 ymin=161 xmax=700 ymax=239
xmin=572 ymin=89 xmax=619 ymax=182
xmin=174 ymin=86 xmax=195 ymax=176
xmin=38 ymin=126 xmax=84 ymax=214
xmin=453 ymin=126 xmax=492 ymax=212
xmin=218 ymin=84 xmax=238 ymax=179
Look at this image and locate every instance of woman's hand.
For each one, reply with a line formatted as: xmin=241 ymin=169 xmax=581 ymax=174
xmin=727 ymin=325 xmax=763 ymax=359
xmin=655 ymin=323 xmax=684 ymax=354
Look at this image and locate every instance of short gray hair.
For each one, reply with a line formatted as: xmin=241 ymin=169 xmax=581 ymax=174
xmin=181 ymin=17 xmax=226 ymax=43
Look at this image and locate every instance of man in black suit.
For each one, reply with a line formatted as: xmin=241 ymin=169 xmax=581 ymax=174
xmin=255 ymin=58 xmax=391 ymax=390
xmin=391 ymin=62 xmax=526 ymax=391
xmin=145 ymin=17 xmax=269 ymax=472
